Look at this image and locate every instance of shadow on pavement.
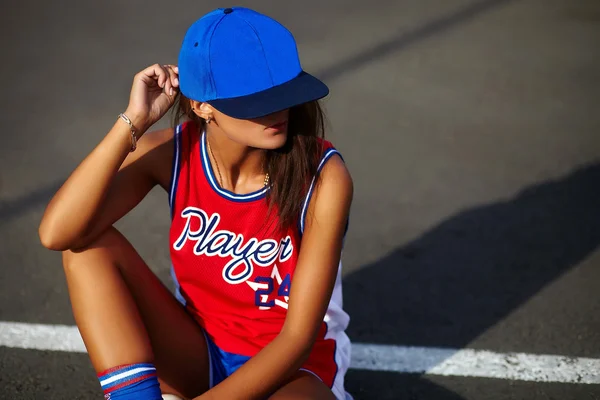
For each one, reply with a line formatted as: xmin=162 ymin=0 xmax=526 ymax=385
xmin=347 ymin=370 xmax=464 ymax=400
xmin=0 ymin=180 xmax=62 ymax=224
xmin=318 ymin=0 xmax=515 ymax=81
xmin=343 ymin=163 xmax=600 ymax=397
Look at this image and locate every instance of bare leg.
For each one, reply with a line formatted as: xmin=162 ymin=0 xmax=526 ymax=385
xmin=62 ymin=227 xmax=209 ymax=399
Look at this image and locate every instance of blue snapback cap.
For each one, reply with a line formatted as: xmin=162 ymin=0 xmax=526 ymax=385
xmin=178 ymin=7 xmax=329 ymax=119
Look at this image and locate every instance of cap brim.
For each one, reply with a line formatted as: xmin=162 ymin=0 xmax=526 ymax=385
xmin=207 ymin=71 xmax=329 ymax=119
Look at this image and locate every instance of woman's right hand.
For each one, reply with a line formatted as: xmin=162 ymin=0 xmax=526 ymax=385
xmin=124 ymin=64 xmax=180 ymax=134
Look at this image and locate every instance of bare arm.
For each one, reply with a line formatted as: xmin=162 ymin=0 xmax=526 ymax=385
xmin=39 ymin=64 xmax=180 ymax=251
xmin=197 ymin=155 xmax=353 ymax=400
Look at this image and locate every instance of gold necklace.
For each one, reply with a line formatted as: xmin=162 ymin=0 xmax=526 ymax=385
xmin=206 ymin=137 xmax=269 ymax=188
xmin=206 ymin=137 xmax=224 ymax=188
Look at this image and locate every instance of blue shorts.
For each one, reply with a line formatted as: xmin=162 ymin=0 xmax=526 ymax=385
xmin=202 ymin=331 xmax=353 ymax=399
xmin=203 ymin=331 xmax=251 ymax=387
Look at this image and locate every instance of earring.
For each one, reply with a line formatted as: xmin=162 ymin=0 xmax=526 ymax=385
xmin=205 ymin=117 xmax=212 ymax=124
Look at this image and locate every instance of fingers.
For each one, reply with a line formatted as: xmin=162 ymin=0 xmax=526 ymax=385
xmin=163 ymin=64 xmax=179 ymax=96
xmin=138 ymin=64 xmax=179 ymax=96
xmin=170 ymin=66 xmax=179 ymax=88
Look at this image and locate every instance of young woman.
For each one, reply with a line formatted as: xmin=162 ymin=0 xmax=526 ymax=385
xmin=39 ymin=7 xmax=353 ymax=400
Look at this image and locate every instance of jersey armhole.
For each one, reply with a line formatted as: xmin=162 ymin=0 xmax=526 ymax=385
xmin=168 ymin=124 xmax=183 ymax=218
xmin=298 ymin=148 xmax=346 ymax=236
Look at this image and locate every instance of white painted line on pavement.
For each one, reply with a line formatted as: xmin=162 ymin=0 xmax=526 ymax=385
xmin=352 ymin=343 xmax=600 ymax=384
xmin=1 ymin=322 xmax=599 ymax=384
xmin=0 ymin=322 xmax=86 ymax=352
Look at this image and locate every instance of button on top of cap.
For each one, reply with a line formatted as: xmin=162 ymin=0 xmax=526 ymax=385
xmin=223 ymin=8 xmax=233 ymax=14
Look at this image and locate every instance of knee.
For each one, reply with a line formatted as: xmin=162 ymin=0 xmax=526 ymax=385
xmin=61 ymin=227 xmax=121 ymax=272
xmin=61 ymin=245 xmax=91 ymax=274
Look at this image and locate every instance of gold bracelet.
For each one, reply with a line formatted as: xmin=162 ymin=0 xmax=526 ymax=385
xmin=117 ymin=113 xmax=137 ymax=152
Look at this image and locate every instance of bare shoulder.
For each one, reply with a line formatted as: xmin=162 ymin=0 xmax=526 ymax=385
xmin=124 ymin=127 xmax=175 ymax=191
xmin=137 ymin=127 xmax=175 ymax=151
xmin=318 ymin=154 xmax=353 ymax=201
xmin=307 ymin=154 xmax=353 ymax=225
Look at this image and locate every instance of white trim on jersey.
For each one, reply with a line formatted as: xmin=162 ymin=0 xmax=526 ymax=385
xmin=299 ymin=148 xmax=342 ymax=234
xmin=168 ymin=124 xmax=182 ymax=212
xmin=169 ymin=124 xmax=186 ymax=306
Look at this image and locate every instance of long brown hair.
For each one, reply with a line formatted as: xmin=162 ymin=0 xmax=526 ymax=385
xmin=172 ymin=94 xmax=326 ymax=233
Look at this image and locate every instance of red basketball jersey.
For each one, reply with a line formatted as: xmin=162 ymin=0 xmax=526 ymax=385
xmin=168 ymin=121 xmax=350 ymax=397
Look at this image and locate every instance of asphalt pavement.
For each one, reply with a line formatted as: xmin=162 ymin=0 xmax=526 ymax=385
xmin=1 ymin=0 xmax=599 ymax=399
